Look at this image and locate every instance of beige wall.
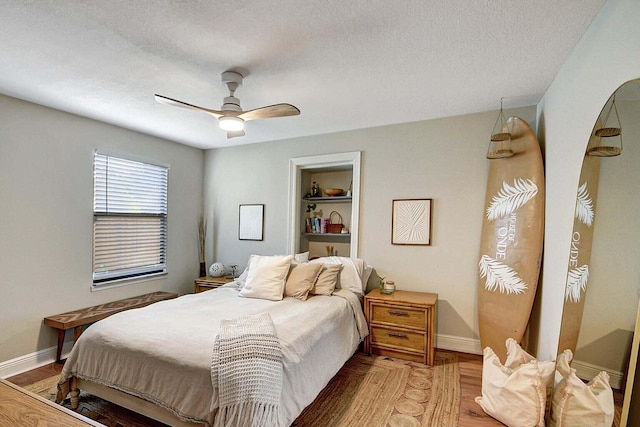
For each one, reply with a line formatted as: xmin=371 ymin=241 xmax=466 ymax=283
xmin=535 ymin=0 xmax=640 ymax=360
xmin=204 ymin=106 xmax=536 ymax=349
xmin=0 ymin=95 xmax=204 ymax=364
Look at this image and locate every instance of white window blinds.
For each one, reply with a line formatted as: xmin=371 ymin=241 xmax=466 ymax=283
xmin=93 ymin=153 xmax=168 ymax=285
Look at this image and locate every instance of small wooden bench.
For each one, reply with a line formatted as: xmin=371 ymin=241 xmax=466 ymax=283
xmin=44 ymin=291 xmax=178 ymax=362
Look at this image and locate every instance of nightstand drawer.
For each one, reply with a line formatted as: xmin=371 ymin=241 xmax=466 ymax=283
xmin=370 ymin=325 xmax=425 ymax=352
xmin=370 ymin=302 xmax=426 ymax=329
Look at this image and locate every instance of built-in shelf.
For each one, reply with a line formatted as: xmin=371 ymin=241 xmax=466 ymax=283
xmin=289 ymin=152 xmax=361 ymax=258
xmin=302 ymin=233 xmax=351 ymax=239
xmin=303 ymin=196 xmax=352 ymax=203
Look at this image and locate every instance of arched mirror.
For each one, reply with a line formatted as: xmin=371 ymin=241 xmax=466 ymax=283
xmin=556 ymin=78 xmax=640 ymax=425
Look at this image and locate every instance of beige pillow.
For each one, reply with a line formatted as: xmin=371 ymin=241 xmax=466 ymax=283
xmin=309 ymin=256 xmax=367 ymax=296
xmin=310 ymin=264 xmax=342 ymax=295
xmin=475 ymin=338 xmax=549 ymax=427
xmin=239 ymin=255 xmax=293 ymax=301
xmin=549 ymin=349 xmax=614 ymax=427
xmin=284 ymin=263 xmax=323 ymax=300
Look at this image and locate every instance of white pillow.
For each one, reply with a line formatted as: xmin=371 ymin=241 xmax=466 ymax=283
xmin=238 ymin=255 xmax=293 ymax=301
xmin=503 ymin=338 xmax=555 ymax=403
xmin=309 ymin=256 xmax=367 ymax=296
xmin=475 ymin=339 xmax=548 ymax=427
xmin=549 ymin=349 xmax=614 ymax=427
xmin=294 ymin=251 xmax=310 ymax=263
xmin=237 ymin=252 xmax=308 ymax=286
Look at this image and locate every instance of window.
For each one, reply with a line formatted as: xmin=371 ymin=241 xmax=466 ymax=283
xmin=93 ymin=153 xmax=168 ymax=287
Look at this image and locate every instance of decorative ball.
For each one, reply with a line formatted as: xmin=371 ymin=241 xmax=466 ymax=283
xmin=209 ymin=262 xmax=225 ymax=277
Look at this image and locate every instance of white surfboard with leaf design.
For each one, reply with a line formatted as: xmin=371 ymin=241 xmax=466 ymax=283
xmin=478 ymin=117 xmax=545 ymax=363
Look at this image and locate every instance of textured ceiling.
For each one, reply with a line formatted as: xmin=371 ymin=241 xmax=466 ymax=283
xmin=0 ymin=1 xmax=606 ymax=149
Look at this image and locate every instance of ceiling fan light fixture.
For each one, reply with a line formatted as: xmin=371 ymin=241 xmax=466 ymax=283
xmin=219 ymin=116 xmax=244 ymax=131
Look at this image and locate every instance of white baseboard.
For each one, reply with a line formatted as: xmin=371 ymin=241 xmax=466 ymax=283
xmin=0 ymin=341 xmax=73 ymax=379
xmin=436 ymin=333 xmax=483 ymax=355
xmin=573 ymin=359 xmax=624 ymax=390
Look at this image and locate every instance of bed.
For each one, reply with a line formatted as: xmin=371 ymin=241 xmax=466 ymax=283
xmin=57 ymin=255 xmax=370 ymax=426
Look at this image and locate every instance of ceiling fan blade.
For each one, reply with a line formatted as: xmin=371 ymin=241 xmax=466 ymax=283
xmin=227 ymin=130 xmax=245 ymax=139
xmin=154 ymin=94 xmax=224 ymax=119
xmin=238 ymin=103 xmax=300 ymax=121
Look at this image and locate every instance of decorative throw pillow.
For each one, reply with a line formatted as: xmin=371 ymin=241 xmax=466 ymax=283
xmin=548 ymin=349 xmax=614 ymax=427
xmin=238 ymin=255 xmax=293 ymax=301
xmin=237 ymin=253 xmax=308 ymax=287
xmin=309 ymin=256 xmax=367 ymax=296
xmin=475 ymin=339 xmax=548 ymax=427
xmin=310 ymin=264 xmax=342 ymax=296
xmin=502 ymin=338 xmax=556 ymax=403
xmin=284 ymin=263 xmax=323 ymax=300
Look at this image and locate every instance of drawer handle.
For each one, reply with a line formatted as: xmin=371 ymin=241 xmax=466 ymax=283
xmin=387 ymin=332 xmax=408 ymax=338
xmin=388 ymin=310 xmax=409 ymax=317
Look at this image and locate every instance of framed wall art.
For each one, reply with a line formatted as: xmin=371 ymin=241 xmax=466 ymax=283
xmin=239 ymin=204 xmax=264 ymax=241
xmin=392 ymin=198 xmax=432 ymax=245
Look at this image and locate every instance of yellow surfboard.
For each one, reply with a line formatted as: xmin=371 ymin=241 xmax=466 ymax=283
xmin=478 ymin=117 xmax=545 ymax=363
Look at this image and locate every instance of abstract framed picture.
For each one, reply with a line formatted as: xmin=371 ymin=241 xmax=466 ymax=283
xmin=392 ymin=198 xmax=432 ymax=245
xmin=239 ymin=204 xmax=264 ymax=241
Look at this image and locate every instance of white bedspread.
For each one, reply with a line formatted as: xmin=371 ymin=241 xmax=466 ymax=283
xmin=59 ymin=284 xmax=367 ymax=426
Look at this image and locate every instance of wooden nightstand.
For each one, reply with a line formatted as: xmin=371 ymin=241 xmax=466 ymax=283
xmin=194 ymin=276 xmax=234 ymax=293
xmin=364 ymin=288 xmax=437 ymax=365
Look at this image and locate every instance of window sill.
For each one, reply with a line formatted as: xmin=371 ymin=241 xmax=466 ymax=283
xmin=91 ymin=272 xmax=168 ymax=292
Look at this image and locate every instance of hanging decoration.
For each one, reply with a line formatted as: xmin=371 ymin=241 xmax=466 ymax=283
xmin=587 ymin=94 xmax=622 ymax=157
xmin=486 ymin=98 xmax=514 ymax=159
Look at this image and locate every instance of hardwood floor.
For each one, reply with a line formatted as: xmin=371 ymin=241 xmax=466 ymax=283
xmin=6 ymin=350 xmax=506 ymax=426
xmin=455 ymin=351 xmax=505 ymax=427
xmin=6 ymin=361 xmax=63 ymax=388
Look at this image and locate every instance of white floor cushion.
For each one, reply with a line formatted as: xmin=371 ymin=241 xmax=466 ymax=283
xmin=548 ymin=349 xmax=614 ymax=427
xmin=475 ymin=338 xmax=550 ymax=427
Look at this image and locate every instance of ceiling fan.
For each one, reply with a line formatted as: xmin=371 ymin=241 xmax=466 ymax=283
xmin=155 ymin=70 xmax=300 ymax=139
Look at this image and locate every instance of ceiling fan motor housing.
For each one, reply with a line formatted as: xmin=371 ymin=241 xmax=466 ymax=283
xmin=221 ymin=71 xmax=243 ymax=114
xmin=222 ymin=96 xmax=242 ymax=113
xmin=221 ymin=71 xmax=243 ymax=93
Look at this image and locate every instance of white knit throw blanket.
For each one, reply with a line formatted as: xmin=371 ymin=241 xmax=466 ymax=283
xmin=210 ymin=313 xmax=283 ymax=427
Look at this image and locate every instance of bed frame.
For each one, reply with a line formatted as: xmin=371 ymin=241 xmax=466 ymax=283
xmin=62 ymin=286 xmax=367 ymax=426
xmin=70 ymin=377 xmax=202 ymax=427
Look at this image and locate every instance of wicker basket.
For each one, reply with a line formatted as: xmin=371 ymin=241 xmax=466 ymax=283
xmin=327 ymin=211 xmax=343 ymax=233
